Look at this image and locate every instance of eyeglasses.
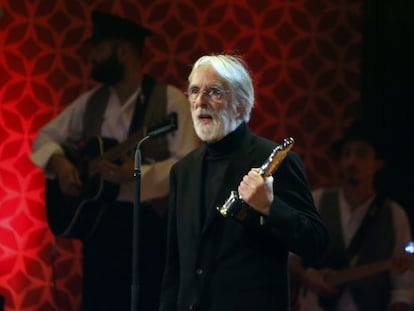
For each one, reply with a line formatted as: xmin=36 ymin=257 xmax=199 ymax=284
xmin=185 ymin=86 xmax=231 ymax=103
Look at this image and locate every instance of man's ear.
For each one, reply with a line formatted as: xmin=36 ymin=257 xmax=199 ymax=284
xmin=236 ymin=105 xmax=245 ymax=120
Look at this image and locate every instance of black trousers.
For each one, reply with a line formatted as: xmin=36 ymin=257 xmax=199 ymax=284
xmin=82 ymin=201 xmax=167 ymax=311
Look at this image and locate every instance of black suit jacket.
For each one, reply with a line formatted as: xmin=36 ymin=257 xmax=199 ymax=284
xmin=160 ymin=126 xmax=328 ymax=311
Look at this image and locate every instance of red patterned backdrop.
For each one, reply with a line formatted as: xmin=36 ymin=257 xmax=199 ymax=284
xmin=0 ymin=0 xmax=361 ymax=310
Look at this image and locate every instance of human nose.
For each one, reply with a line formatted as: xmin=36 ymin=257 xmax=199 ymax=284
xmin=191 ymin=91 xmax=209 ymax=108
xmin=194 ymin=90 xmax=210 ymax=102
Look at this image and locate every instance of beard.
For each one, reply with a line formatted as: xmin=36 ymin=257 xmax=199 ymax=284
xmin=191 ymin=105 xmax=239 ymax=143
xmin=91 ymin=51 xmax=124 ymax=85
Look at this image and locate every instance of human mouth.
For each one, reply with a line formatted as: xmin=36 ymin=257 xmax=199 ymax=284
xmin=197 ymin=113 xmax=213 ymax=124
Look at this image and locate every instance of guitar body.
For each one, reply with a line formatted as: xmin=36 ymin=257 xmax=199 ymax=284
xmin=291 ymin=253 xmax=414 ymax=310
xmin=45 ymin=113 xmax=176 ymax=238
xmin=45 ymin=136 xmax=121 ymax=239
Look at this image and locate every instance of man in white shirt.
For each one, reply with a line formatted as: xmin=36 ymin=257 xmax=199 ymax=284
xmin=290 ymin=119 xmax=414 ymax=311
xmin=30 ymin=10 xmax=199 ymax=311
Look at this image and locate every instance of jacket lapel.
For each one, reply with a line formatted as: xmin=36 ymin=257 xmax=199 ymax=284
xmin=186 ymin=147 xmax=206 ymax=240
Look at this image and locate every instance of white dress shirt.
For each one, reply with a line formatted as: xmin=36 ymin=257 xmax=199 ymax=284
xmin=298 ymin=187 xmax=414 ymax=311
xmin=30 ymin=84 xmax=199 ymax=202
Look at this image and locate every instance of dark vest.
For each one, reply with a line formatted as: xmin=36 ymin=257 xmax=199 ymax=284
xmin=83 ymin=76 xmax=170 ymax=213
xmin=82 ymin=75 xmax=170 ymax=163
xmin=319 ymin=187 xmax=394 ymax=311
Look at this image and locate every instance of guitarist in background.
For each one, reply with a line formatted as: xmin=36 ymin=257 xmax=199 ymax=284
xmin=290 ymin=119 xmax=414 ymax=311
xmin=30 ymin=10 xmax=199 ymax=311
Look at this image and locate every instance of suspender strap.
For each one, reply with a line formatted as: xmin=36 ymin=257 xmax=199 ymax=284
xmin=83 ymin=75 xmax=159 ymax=139
xmin=345 ymin=193 xmax=386 ymax=267
xmin=128 ymin=75 xmax=156 ymax=135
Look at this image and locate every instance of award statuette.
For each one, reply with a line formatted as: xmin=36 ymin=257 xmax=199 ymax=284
xmin=217 ymin=137 xmax=294 ymax=221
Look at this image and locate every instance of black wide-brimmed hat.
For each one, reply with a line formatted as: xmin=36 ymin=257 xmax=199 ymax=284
xmin=86 ymin=10 xmax=152 ymax=44
xmin=331 ymin=119 xmax=384 ymax=158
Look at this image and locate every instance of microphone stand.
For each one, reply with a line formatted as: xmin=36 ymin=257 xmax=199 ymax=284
xmin=131 ymin=134 xmax=150 ymax=311
xmin=130 ymin=112 xmax=177 ymax=311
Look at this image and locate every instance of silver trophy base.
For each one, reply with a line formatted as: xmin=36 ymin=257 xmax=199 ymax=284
xmin=217 ymin=190 xmax=250 ymax=221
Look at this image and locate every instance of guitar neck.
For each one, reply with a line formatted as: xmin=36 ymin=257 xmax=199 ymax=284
xmin=102 ymin=129 xmax=145 ymax=162
xmin=327 ymin=259 xmax=392 ymax=286
xmin=88 ymin=129 xmax=145 ymax=173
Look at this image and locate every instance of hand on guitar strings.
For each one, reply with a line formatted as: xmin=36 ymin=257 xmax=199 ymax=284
xmin=95 ymin=157 xmax=134 ymax=184
xmin=391 ymin=253 xmax=414 ymax=274
xmin=301 ymin=268 xmax=339 ymax=297
xmin=238 ymin=168 xmax=274 ymax=216
xmin=48 ymin=154 xmax=82 ymax=196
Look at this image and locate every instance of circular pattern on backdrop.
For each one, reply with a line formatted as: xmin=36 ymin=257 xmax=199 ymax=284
xmin=0 ymin=0 xmax=361 ymax=309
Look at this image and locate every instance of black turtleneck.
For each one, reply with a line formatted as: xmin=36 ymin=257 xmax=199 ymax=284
xmin=200 ymin=123 xmax=247 ymax=226
xmin=204 ymin=122 xmax=247 ymax=158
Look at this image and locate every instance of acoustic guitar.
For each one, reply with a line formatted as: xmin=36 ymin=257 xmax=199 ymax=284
xmin=292 ymin=252 xmax=414 ymax=311
xmin=45 ymin=113 xmax=176 ymax=239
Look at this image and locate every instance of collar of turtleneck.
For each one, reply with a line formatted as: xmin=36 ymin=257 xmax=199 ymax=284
xmin=205 ymin=122 xmax=247 ymax=158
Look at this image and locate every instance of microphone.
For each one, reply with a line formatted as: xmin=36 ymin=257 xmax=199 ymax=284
xmin=147 ymin=112 xmax=178 ymax=138
xmin=134 ymin=112 xmax=178 ymax=170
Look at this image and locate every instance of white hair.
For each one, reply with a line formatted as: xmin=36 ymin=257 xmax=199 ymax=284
xmin=189 ymin=54 xmax=255 ymax=123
